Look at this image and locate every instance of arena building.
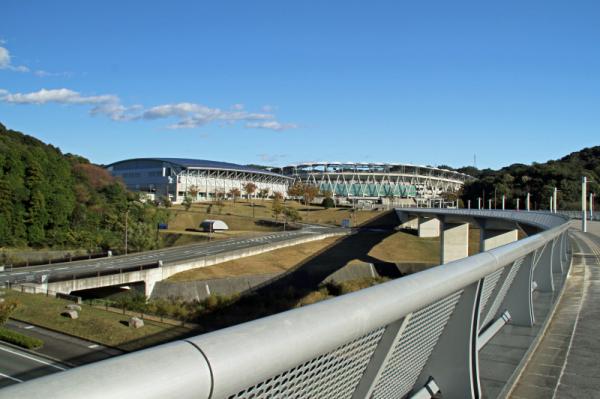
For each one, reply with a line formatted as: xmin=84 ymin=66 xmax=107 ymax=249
xmin=106 ymin=158 xmax=292 ymax=203
xmin=276 ymin=162 xmax=471 ymax=204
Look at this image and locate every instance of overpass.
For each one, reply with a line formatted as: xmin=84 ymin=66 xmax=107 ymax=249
xmin=0 ymin=225 xmax=345 ymax=297
xmin=0 ymin=209 xmax=590 ymax=398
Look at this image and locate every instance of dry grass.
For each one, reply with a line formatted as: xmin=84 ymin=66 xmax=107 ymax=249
xmin=168 ymin=236 xmax=343 ymax=282
xmin=169 ymin=199 xmax=381 ymax=228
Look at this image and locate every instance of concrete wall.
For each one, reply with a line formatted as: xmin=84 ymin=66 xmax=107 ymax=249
xmin=32 ymin=232 xmax=348 ymax=297
xmin=151 ymin=274 xmax=278 ymax=301
xmin=151 ymin=261 xmax=383 ymax=302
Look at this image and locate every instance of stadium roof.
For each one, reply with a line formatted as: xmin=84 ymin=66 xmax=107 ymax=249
xmin=108 ymin=158 xmax=290 ymax=178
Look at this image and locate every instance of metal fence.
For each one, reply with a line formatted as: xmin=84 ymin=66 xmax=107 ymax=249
xmin=0 ymin=210 xmax=571 ymax=399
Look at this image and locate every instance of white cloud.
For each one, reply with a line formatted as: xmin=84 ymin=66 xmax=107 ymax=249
xmin=0 ymin=45 xmax=30 ymax=73
xmin=246 ymin=120 xmax=299 ymax=131
xmin=0 ymin=87 xmax=299 ymax=132
xmin=258 ymin=153 xmax=288 ymax=163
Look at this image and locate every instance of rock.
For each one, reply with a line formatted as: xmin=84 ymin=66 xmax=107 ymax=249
xmin=65 ymin=304 xmax=82 ymax=311
xmin=128 ymin=317 xmax=144 ymax=329
xmin=61 ymin=310 xmax=79 ymax=319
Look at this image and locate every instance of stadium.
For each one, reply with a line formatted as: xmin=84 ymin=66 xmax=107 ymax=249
xmin=106 ymin=158 xmax=292 ymax=203
xmin=276 ymin=162 xmax=472 ymax=205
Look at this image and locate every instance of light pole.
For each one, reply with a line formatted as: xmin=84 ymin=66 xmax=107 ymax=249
xmin=526 ymin=192 xmax=530 ymax=211
xmin=502 ymin=195 xmax=505 ymax=210
xmin=488 ymin=199 xmax=492 ymax=210
xmin=467 ymin=199 xmax=471 ymax=209
xmin=590 ymin=192 xmax=595 ymax=220
xmin=124 ymin=209 xmax=129 ymax=255
xmin=477 ymin=197 xmax=481 ymax=210
xmin=553 ymin=187 xmax=558 ymax=213
xmin=516 ymin=198 xmax=520 ymax=211
xmin=582 ymin=176 xmax=587 ymax=232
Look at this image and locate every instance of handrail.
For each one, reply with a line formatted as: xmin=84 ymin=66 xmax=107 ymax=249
xmin=0 ymin=209 xmax=572 ymax=399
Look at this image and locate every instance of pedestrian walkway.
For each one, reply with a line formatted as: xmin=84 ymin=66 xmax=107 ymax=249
xmin=509 ymin=224 xmax=600 ymax=398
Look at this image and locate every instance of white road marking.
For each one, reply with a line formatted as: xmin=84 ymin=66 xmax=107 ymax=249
xmin=88 ymin=344 xmax=99 ymax=349
xmin=0 ymin=372 xmax=23 ymax=383
xmin=24 ymin=326 xmax=35 ymax=330
xmin=0 ymin=346 xmax=67 ymax=371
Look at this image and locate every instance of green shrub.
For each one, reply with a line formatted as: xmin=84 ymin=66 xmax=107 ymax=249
xmin=0 ymin=328 xmax=44 ymax=349
xmin=321 ymin=197 xmax=335 ymax=209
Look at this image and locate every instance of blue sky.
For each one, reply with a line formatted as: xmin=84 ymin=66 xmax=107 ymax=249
xmin=1 ymin=1 xmax=599 ymax=169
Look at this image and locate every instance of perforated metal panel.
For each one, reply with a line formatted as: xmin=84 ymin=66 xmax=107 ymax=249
xmin=371 ymin=291 xmax=463 ymax=399
xmin=478 ymin=268 xmax=504 ymax=329
xmin=481 ymin=258 xmax=524 ymax=327
xmin=228 ymin=327 xmax=385 ymax=399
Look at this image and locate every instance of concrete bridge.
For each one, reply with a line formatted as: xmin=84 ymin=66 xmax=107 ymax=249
xmin=2 ymin=227 xmax=346 ymax=297
xmin=2 ymin=209 xmax=597 ymax=399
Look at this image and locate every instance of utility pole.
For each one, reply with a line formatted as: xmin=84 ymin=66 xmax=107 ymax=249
xmin=582 ymin=176 xmax=587 ymax=233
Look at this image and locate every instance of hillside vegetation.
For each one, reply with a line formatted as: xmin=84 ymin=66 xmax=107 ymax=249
xmin=455 ymin=146 xmax=600 ymax=210
xmin=0 ymin=123 xmax=167 ymax=252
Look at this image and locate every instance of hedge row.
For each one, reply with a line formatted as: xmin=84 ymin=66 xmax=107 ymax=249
xmin=0 ymin=328 xmax=44 ymax=349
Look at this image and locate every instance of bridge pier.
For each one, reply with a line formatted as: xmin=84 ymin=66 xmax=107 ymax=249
xmin=418 ymin=216 xmax=440 ymax=238
xmin=480 ymin=229 xmax=518 ymax=252
xmin=440 ymin=221 xmax=469 ymax=264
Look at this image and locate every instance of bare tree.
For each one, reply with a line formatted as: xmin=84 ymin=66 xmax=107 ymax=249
xmin=229 ymin=188 xmax=241 ymax=204
xmin=244 ymin=182 xmax=257 ymax=200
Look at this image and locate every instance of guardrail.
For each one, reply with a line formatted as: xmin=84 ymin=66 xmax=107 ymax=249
xmin=0 ymin=210 xmax=571 ymax=399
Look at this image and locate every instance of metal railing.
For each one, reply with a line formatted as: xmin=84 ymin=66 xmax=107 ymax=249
xmin=0 ymin=210 xmax=571 ymax=399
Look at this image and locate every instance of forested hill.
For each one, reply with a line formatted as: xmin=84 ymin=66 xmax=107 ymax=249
xmin=0 ymin=123 xmax=166 ymax=251
xmin=457 ymin=146 xmax=600 ymax=210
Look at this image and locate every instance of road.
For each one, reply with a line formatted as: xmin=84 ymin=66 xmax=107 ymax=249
xmin=0 ymin=320 xmax=124 ymax=388
xmin=0 ymin=342 xmax=67 ymax=388
xmin=0 ymin=225 xmax=341 ymax=285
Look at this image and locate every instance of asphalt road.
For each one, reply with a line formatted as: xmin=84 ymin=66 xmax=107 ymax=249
xmin=0 ymin=342 xmax=67 ymax=388
xmin=0 ymin=225 xmax=341 ymax=285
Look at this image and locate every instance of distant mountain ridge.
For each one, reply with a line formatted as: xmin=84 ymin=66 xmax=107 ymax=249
xmin=456 ymin=146 xmax=600 ymax=210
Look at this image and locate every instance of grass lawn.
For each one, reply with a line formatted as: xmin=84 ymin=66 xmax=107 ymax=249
xmin=168 ymin=236 xmax=344 ymax=282
xmin=4 ymin=290 xmax=190 ymax=351
xmin=168 ymin=199 xmax=381 ymax=229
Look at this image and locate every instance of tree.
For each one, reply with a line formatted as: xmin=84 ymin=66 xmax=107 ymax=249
xmin=259 ymin=188 xmax=270 ymax=200
xmin=273 ymin=191 xmax=284 ymax=201
xmin=283 ymin=206 xmax=301 ymax=222
xmin=243 ymin=182 xmax=257 ymax=199
xmin=161 ymin=195 xmax=172 ymax=208
xmin=187 ymin=185 xmax=199 ymax=201
xmin=302 ymin=185 xmax=319 ymax=205
xmin=322 ymin=197 xmax=335 ymax=209
xmin=229 ymin=188 xmax=241 ymax=204
xmin=287 ymin=182 xmax=304 ymax=199
xmin=272 ymin=198 xmax=284 ymax=221
xmin=0 ymin=299 xmax=18 ymax=326
xmin=182 ymin=195 xmax=193 ymax=211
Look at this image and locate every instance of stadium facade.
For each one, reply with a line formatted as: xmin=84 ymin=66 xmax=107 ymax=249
xmin=106 ymin=158 xmax=291 ymax=203
xmin=276 ymin=162 xmax=471 ymax=203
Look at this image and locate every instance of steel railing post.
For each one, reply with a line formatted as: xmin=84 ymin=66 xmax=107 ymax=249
xmin=499 ymin=253 xmax=535 ymax=326
xmin=414 ymin=281 xmax=482 ymax=399
xmin=551 ymin=237 xmax=563 ymax=274
xmin=533 ymin=242 xmax=554 ymax=292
